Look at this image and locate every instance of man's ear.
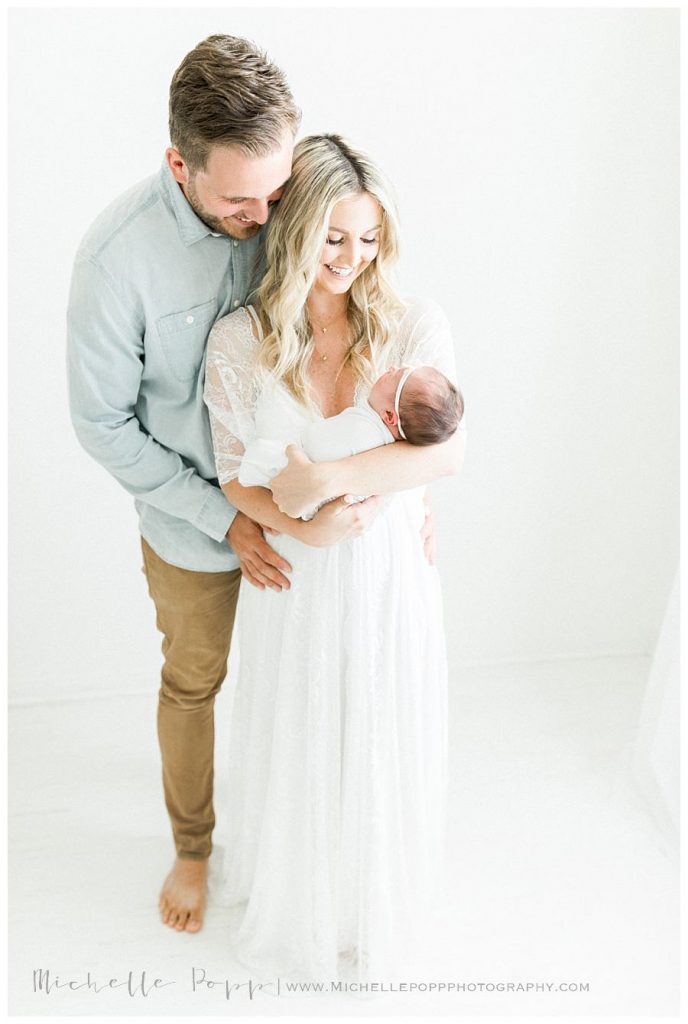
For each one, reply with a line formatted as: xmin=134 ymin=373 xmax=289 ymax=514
xmin=165 ymin=147 xmax=190 ymax=187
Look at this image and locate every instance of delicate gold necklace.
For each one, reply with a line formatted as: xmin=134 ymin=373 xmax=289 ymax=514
xmin=309 ymin=307 xmax=347 ymax=331
xmin=309 ymin=310 xmax=349 ymax=362
xmin=313 ymin=332 xmax=349 ymax=363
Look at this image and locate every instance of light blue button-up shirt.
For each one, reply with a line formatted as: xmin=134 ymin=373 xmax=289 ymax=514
xmin=67 ymin=160 xmax=264 ymax=571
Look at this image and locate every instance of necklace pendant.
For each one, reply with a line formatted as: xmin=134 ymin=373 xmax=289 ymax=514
xmin=322 ymin=326 xmax=327 ymax=333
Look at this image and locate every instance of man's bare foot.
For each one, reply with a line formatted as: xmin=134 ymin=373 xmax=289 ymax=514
xmin=159 ymin=857 xmax=208 ymax=933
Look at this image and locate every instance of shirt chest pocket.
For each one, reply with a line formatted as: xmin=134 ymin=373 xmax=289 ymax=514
xmin=156 ymin=299 xmax=217 ymax=382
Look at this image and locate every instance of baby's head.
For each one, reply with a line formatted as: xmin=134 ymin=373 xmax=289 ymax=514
xmin=368 ymin=364 xmax=464 ymax=445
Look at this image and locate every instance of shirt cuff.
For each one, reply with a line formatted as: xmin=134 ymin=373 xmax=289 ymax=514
xmin=194 ymin=485 xmax=237 ymax=543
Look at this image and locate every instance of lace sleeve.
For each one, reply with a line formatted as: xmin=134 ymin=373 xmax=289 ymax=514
xmin=203 ymin=308 xmax=262 ymax=485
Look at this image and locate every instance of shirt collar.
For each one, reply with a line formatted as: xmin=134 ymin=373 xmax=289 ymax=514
xmin=158 ymin=159 xmax=221 ymax=247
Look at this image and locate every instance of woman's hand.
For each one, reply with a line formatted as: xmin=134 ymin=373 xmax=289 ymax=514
xmin=270 ymin=446 xmax=331 ymax=518
xmin=227 ymin=511 xmax=292 ymax=591
xmin=296 ymin=495 xmax=385 ymax=547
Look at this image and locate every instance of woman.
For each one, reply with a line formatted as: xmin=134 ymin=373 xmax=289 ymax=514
xmin=204 ymin=134 xmax=464 ymax=981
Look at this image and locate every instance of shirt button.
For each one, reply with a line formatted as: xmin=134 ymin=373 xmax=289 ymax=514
xmin=185 ymin=315 xmax=194 ymax=324
xmin=233 ymin=300 xmax=240 ymax=308
xmin=233 ymin=241 xmax=239 ymax=248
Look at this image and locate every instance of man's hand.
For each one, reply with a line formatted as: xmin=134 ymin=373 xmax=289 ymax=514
xmin=300 ymin=495 xmax=385 ymax=547
xmin=420 ymin=495 xmax=436 ymax=565
xmin=270 ymin=445 xmax=327 ymax=518
xmin=227 ymin=511 xmax=292 ymax=591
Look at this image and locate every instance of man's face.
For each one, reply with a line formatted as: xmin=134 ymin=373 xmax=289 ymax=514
xmin=166 ymin=131 xmax=293 ymax=240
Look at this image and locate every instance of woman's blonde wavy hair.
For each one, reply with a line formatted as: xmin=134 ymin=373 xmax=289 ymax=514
xmin=254 ymin=134 xmax=406 ymax=409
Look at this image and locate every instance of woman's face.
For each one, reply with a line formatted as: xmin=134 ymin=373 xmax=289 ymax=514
xmin=313 ymin=193 xmax=383 ymax=296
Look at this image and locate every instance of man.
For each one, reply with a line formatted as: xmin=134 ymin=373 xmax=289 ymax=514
xmin=66 ymin=34 xmax=381 ymax=934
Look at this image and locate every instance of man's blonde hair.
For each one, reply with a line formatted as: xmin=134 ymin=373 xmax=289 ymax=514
xmin=169 ymin=34 xmax=301 ymax=169
xmin=255 ymin=134 xmax=406 ymax=408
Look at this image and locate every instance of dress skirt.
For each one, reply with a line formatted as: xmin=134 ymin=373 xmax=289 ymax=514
xmin=212 ymin=487 xmax=448 ymax=983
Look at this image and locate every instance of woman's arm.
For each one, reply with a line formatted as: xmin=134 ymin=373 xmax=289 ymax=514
xmin=223 ymin=479 xmax=309 ymax=539
xmin=223 ymin=477 xmax=386 ymax=562
xmin=270 ymin=428 xmax=465 ymax=519
xmin=270 ymin=293 xmax=467 ymax=518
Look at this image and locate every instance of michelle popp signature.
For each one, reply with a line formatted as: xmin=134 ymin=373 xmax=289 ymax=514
xmin=33 ymin=967 xmax=279 ymax=1000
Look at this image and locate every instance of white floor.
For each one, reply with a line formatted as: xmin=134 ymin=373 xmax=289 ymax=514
xmin=8 ymin=655 xmax=679 ymax=1016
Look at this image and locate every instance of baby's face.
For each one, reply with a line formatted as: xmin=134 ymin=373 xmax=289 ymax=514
xmin=368 ymin=365 xmax=407 ymax=418
xmin=368 ymin=364 xmax=434 ymax=423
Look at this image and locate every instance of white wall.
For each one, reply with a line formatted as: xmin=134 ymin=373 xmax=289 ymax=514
xmin=8 ymin=7 xmax=678 ymax=701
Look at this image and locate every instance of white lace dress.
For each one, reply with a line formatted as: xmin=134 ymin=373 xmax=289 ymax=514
xmin=204 ymin=297 xmax=458 ymax=983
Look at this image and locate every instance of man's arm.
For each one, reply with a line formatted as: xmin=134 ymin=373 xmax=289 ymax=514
xmin=271 ymin=428 xmax=465 ymax=519
xmin=67 ymin=254 xmax=234 ymax=543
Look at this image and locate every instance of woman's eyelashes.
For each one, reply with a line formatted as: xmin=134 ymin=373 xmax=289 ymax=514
xmin=326 ymin=237 xmax=379 ymax=246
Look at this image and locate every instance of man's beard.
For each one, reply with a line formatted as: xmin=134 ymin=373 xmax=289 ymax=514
xmin=183 ymin=177 xmax=261 ymax=241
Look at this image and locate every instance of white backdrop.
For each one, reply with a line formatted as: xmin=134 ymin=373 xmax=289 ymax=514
xmin=8 ymin=6 xmax=678 ymax=702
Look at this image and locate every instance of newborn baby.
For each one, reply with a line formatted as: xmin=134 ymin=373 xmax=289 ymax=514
xmin=239 ymin=363 xmax=465 ymax=519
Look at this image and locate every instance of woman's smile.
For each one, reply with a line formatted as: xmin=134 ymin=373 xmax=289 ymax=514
xmin=324 ymin=264 xmax=354 ymax=278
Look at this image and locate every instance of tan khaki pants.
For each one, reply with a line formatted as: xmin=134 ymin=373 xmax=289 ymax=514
xmin=140 ymin=537 xmax=241 ymax=860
